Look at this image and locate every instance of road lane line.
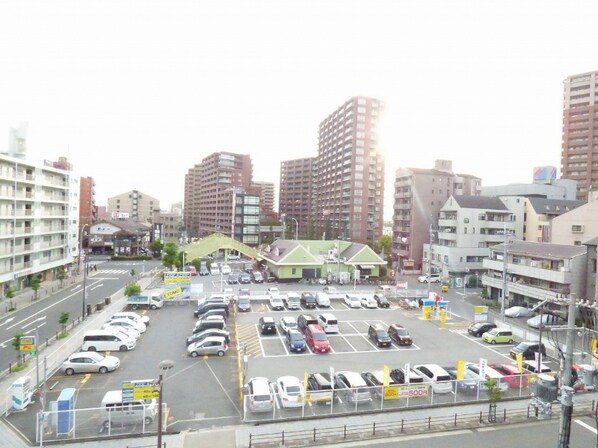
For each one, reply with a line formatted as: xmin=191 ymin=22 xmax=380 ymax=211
xmin=575 ymin=419 xmax=598 ymax=434
xmin=21 ymin=316 xmax=47 ymax=329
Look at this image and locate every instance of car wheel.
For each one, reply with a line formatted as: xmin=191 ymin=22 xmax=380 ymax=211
xmin=65 ymin=368 xmax=75 ymax=376
xmin=119 ymin=345 xmax=128 ymax=352
xmin=99 ymin=366 xmax=108 ymax=374
xmin=102 ymin=420 xmax=110 ymax=429
xmin=217 ymin=350 xmax=225 ymax=357
xmin=490 ymin=340 xmax=496 ymax=345
xmin=87 ymin=346 xmax=96 ymax=352
xmin=508 ymin=339 xmax=514 ymax=344
xmin=190 ymin=351 xmax=199 ymax=357
xmin=144 ymin=417 xmax=153 ymax=425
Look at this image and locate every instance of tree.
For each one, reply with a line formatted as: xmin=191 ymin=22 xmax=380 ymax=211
xmin=485 ymin=378 xmax=503 ymax=422
xmin=125 ymin=282 xmax=141 ymax=297
xmin=5 ymin=287 xmax=15 ymax=311
xmin=191 ymin=258 xmax=201 ymax=270
xmin=12 ymin=332 xmax=26 ymax=364
xmin=149 ymin=239 xmax=164 ymax=258
xmin=59 ymin=312 xmax=70 ymax=338
xmin=57 ymin=266 xmax=66 ymax=288
xmin=162 ymin=242 xmax=179 ymax=269
xmin=31 ymin=274 xmax=42 ymax=300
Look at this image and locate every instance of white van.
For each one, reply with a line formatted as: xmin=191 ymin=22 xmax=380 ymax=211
xmin=317 ymin=313 xmax=339 ymax=333
xmin=285 ymin=292 xmax=301 ymax=310
xmin=82 ymin=329 xmax=136 ymax=352
xmin=101 ymin=390 xmax=157 ymax=428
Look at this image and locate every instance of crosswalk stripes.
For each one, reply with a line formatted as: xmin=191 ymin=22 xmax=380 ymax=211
xmin=96 ymin=269 xmax=129 ymax=274
xmin=450 ymin=328 xmax=469 ymax=334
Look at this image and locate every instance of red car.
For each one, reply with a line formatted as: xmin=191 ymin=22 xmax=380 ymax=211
xmin=305 ymin=324 xmax=331 ymax=353
xmin=488 ymin=362 xmax=528 ymax=388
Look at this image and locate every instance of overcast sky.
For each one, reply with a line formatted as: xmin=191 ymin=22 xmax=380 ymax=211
xmin=1 ymin=1 xmax=597 ymax=219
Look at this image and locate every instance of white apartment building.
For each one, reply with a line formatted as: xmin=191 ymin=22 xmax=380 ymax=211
xmin=0 ymin=154 xmax=78 ymax=290
xmin=551 ymin=192 xmax=598 ymax=246
xmin=424 ymin=195 xmax=517 ymax=282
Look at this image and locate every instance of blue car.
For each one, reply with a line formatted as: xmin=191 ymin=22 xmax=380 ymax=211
xmin=286 ymin=329 xmax=306 ymax=353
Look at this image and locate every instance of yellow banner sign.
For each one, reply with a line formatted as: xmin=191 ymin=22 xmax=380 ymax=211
xmin=164 ymin=287 xmax=182 ymax=299
xmin=383 ymin=386 xmax=399 ymax=400
xmin=516 ymin=353 xmax=524 ymax=373
xmin=383 ymin=365 xmax=390 ymax=387
xmin=457 ymin=360 xmax=465 ymax=380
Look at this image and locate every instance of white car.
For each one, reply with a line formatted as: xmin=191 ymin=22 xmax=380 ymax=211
xmin=344 ymin=294 xmax=361 ymax=308
xmin=316 ymin=292 xmax=331 ymax=307
xmin=464 ymin=362 xmax=510 ymax=392
xmin=102 ymin=323 xmax=141 ymax=340
xmin=104 ymin=318 xmax=145 ymax=334
xmin=275 ymin=376 xmax=304 ymax=408
xmin=220 ymin=264 xmax=232 ymax=275
xmin=279 ymin=316 xmax=298 ymax=334
xmin=527 ymin=314 xmax=565 ymax=329
xmin=323 ymin=286 xmax=337 ymax=294
xmin=418 ymin=274 xmax=441 ymax=283
xmin=111 ymin=312 xmax=150 ymax=327
xmin=360 ymin=296 xmax=377 ymax=309
xmin=61 ymin=352 xmax=120 ymax=375
xmin=269 ymin=295 xmax=285 ymax=311
xmin=412 ymin=364 xmax=453 ymax=394
xmin=228 ymin=253 xmax=241 ymax=260
xmin=504 ymin=306 xmax=534 ymax=318
xmin=266 ymin=287 xmax=280 ymax=296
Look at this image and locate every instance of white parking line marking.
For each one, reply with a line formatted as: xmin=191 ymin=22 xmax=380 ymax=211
xmin=575 ymin=419 xmax=598 ymax=434
xmin=255 ymin=324 xmax=266 ymax=356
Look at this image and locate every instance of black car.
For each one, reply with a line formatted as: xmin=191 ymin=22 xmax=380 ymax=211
xmin=390 ymin=368 xmax=424 ymax=385
xmin=243 ymin=263 xmax=254 ymax=274
xmin=259 ymin=317 xmax=277 ymax=335
xmin=300 ymin=293 xmax=317 ymax=309
xmin=368 ymin=324 xmax=392 ymax=348
xmin=227 ymin=274 xmax=239 ymax=285
xmin=186 ymin=329 xmax=230 ymax=346
xmin=387 ymin=324 xmax=412 ymax=346
xmin=361 ymin=371 xmax=399 ymax=398
xmin=236 ymin=296 xmax=251 ymax=312
xmin=467 ymin=322 xmax=497 ymax=337
xmin=239 ymin=273 xmax=251 ymax=284
xmin=194 ymin=302 xmax=229 ymax=318
xmin=297 ymin=314 xmax=318 ymax=333
xmin=306 ymin=373 xmax=337 ymax=404
xmin=196 ymin=308 xmax=228 ymax=321
xmin=510 ymin=341 xmax=546 ymax=360
xmin=373 ymin=294 xmax=390 ymax=308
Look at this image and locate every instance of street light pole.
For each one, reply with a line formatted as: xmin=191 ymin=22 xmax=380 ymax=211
xmin=291 ymin=218 xmax=299 ymax=240
xmin=157 ymin=359 xmax=174 ymax=448
xmin=501 ymin=222 xmax=508 ymax=321
xmin=81 ymin=224 xmax=89 ymax=321
xmin=427 ymin=224 xmax=433 ymax=299
xmin=558 ymin=293 xmax=578 ymax=448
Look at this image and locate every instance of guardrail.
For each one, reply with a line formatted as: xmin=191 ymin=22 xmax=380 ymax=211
xmin=247 ymin=400 xmax=597 ymax=447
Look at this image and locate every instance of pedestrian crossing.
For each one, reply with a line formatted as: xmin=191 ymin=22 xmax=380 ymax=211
xmin=96 ymin=269 xmax=130 ymax=275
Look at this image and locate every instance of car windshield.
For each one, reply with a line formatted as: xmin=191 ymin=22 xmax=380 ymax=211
xmin=396 ymin=329 xmax=409 ymax=336
xmin=377 ymin=330 xmax=388 ymax=337
xmin=289 ymin=333 xmax=303 ymax=341
xmin=313 ymin=333 xmax=327 ymax=342
xmin=285 ymin=320 xmax=297 ymax=328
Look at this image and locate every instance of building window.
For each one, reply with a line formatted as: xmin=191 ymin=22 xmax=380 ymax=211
xmin=572 ymin=225 xmax=584 ymax=233
xmin=292 ymin=268 xmax=296 ymax=275
xmin=463 ymin=218 xmax=469 ymax=223
xmin=464 ymin=228 xmax=467 ymax=234
xmin=574 ymin=240 xmax=582 ymax=245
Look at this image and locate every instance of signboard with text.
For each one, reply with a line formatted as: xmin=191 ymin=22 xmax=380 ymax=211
xmin=164 ymin=272 xmax=191 ymax=284
xmin=19 ymin=336 xmax=36 ymax=352
xmin=122 ymin=379 xmax=160 ymax=402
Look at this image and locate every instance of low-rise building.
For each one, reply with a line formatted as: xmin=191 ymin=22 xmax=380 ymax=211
xmin=88 ymin=220 xmax=151 ymax=256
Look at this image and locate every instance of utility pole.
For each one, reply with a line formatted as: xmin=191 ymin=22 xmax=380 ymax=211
xmin=501 ymin=222 xmax=508 ymax=321
xmin=427 ymin=224 xmax=433 ymax=299
xmin=558 ymin=293 xmax=578 ymax=448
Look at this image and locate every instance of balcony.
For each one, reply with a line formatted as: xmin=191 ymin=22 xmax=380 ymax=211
xmin=482 ymin=274 xmax=563 ymax=303
xmin=484 ymin=259 xmax=570 ymax=284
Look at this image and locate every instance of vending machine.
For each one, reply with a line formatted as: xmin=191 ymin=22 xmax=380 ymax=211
xmin=10 ymin=376 xmax=32 ymax=410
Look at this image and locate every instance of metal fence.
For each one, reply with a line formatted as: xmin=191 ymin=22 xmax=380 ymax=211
xmin=242 ymin=376 xmax=538 ymax=423
xmin=247 ymin=400 xmax=598 ymax=447
xmin=35 ymin=403 xmax=167 ymax=444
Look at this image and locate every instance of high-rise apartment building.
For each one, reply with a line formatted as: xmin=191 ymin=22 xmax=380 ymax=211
xmin=561 ymin=70 xmax=598 ymax=200
xmin=0 ymin=154 xmax=78 ymax=289
xmin=107 ymin=190 xmax=159 ymax=223
xmin=79 ymin=176 xmax=97 ymax=234
xmin=252 ymin=181 xmax=275 ymax=213
xmin=314 ymin=97 xmax=385 ymax=243
xmin=392 ymin=160 xmax=482 ymax=271
xmin=279 ymin=157 xmax=316 ymax=238
xmin=184 ymin=152 xmax=253 ymax=238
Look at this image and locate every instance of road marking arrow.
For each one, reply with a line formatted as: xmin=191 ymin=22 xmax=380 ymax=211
xmin=0 ymin=317 xmax=15 ymax=327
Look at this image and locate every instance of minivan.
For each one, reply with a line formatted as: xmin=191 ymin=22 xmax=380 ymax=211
xmin=510 ymin=341 xmax=546 ymax=360
xmin=101 ymin=390 xmax=157 ymax=428
xmin=305 ymin=324 xmax=331 ymax=353
xmin=210 ymin=265 xmax=220 ymax=275
xmin=193 ymin=315 xmax=226 ymax=333
xmin=245 ymin=377 xmax=274 ymax=413
xmin=82 ymin=329 xmax=136 ymax=352
xmin=368 ymin=324 xmax=392 ymax=348
xmin=482 ymin=328 xmax=514 ymax=345
xmin=317 ymin=313 xmax=339 ymax=334
xmin=334 ymin=371 xmax=372 ymax=404
xmin=412 ymin=364 xmax=453 ymax=394
xmin=285 ymin=292 xmax=301 ymax=310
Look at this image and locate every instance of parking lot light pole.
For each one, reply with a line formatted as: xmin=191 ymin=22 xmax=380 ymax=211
xmin=157 ymin=359 xmax=175 ymax=448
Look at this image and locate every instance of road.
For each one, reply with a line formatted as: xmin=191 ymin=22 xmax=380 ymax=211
xmin=0 ymin=260 xmax=162 ymax=373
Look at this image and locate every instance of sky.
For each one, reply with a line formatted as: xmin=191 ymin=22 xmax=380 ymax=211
xmin=1 ymin=0 xmax=597 ymax=219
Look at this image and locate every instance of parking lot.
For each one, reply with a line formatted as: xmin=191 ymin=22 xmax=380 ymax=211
xmin=5 ymin=277 xmax=558 ymax=442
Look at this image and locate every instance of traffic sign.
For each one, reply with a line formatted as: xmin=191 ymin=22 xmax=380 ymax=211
xmin=19 ymin=336 xmax=36 ymax=352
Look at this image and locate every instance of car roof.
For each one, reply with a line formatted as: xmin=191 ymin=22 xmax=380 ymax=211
xmin=282 ymin=316 xmax=296 ymax=322
xmin=197 ymin=336 xmax=226 ymax=343
xmin=261 ymin=316 xmax=275 ymax=322
xmin=277 ymin=375 xmax=301 ymax=385
xmin=299 ymin=314 xmax=316 ymax=320
xmin=307 ymin=323 xmax=325 ymax=333
xmin=319 ymin=313 xmax=336 ymax=319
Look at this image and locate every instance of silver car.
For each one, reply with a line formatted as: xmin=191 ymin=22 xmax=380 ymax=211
xmin=187 ymin=336 xmax=228 ymax=357
xmin=61 ymin=352 xmax=120 ymax=375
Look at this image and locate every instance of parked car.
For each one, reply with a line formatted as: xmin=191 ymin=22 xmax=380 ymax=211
xmin=102 ymin=321 xmax=142 ymax=339
xmin=315 ymin=292 xmax=331 ymax=307
xmin=239 ymin=273 xmax=252 ymax=284
xmin=279 ymin=316 xmax=298 ymax=334
xmin=186 ymin=329 xmax=230 ymax=346
xmin=266 ymin=287 xmax=280 ymax=296
xmin=323 ymin=286 xmax=337 ymax=294
xmin=488 ymin=363 xmax=529 ymax=388
xmin=390 ymin=368 xmax=424 ymax=385
xmin=504 ymin=306 xmax=534 ymax=318
xmin=199 ymin=266 xmax=210 ymax=276
xmin=306 ymin=373 xmax=336 ymax=405
xmin=361 ymin=296 xmax=377 ymax=309
xmin=297 ymin=314 xmax=318 ymax=333
xmin=194 ymin=302 xmax=229 ymax=318
xmin=243 ymin=263 xmax=254 ymax=274
xmin=388 ymin=324 xmax=412 ymax=346
xmin=269 ymin=295 xmax=285 ymax=311
xmin=228 ymin=253 xmax=241 ymax=260
xmin=110 ymin=312 xmax=150 ymax=327
xmin=285 ymin=329 xmax=306 ymax=353
xmin=300 ymin=292 xmax=317 ymax=309
xmin=412 ymin=364 xmax=453 ymax=394
xmin=510 ymin=341 xmax=546 ymax=360
xmin=443 ymin=366 xmax=479 ymax=394
xmin=220 ymin=264 xmax=232 ymax=275
xmin=361 ymin=370 xmax=399 ymax=399
xmin=373 ymin=293 xmax=390 ymax=308
xmin=467 ymin=322 xmax=497 ymax=337
xmin=187 ymin=336 xmax=228 ymax=357
xmin=317 ymin=313 xmax=339 ymax=333
xmin=195 ymin=308 xmax=228 ymax=321
xmin=522 ymin=361 xmax=553 ymax=376
xmin=252 ymin=271 xmax=264 ymax=283
xmin=285 ymin=292 xmax=301 ymax=310
xmin=344 ymin=294 xmax=361 ymax=308
xmin=192 ymin=315 xmax=226 ymax=333
xmin=334 ymin=371 xmax=371 ymax=403
xmin=210 ymin=265 xmax=220 ymax=275
xmin=236 ymin=295 xmax=251 ymax=312
xmin=482 ymin=328 xmax=515 ymax=345
xmin=104 ymin=317 xmax=146 ymax=334
xmin=275 ymin=376 xmax=304 ymax=408
xmin=258 ymin=316 xmax=277 ymax=335
xmin=245 ymin=377 xmax=274 ymax=413
xmin=368 ymin=324 xmax=392 ymax=348
xmin=527 ymin=314 xmax=565 ymax=329
xmin=305 ymin=324 xmax=331 ymax=353
xmin=61 ymin=352 xmax=120 ymax=375
xmin=227 ymin=273 xmax=239 ymax=284
xmin=464 ymin=362 xmax=510 ymax=392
